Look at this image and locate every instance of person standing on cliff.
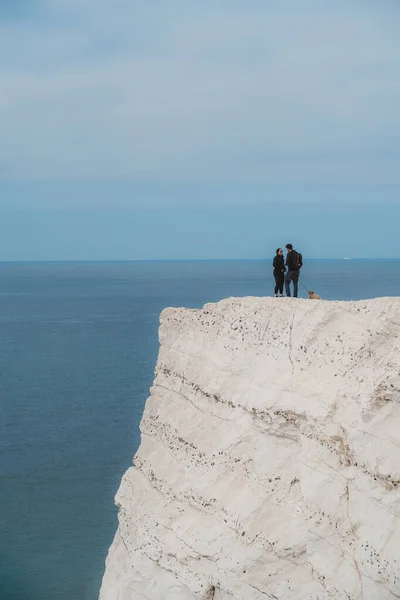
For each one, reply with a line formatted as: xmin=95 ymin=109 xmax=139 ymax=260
xmin=285 ymin=243 xmax=302 ymax=297
xmin=273 ymin=248 xmax=285 ymax=297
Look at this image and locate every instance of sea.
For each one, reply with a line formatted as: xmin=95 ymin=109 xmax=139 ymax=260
xmin=1 ymin=259 xmax=400 ymax=600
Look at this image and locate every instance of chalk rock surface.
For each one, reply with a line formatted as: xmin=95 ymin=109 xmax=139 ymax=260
xmin=99 ymin=297 xmax=400 ymax=600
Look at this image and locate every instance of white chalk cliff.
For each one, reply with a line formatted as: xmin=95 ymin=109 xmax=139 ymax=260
xmin=99 ymin=297 xmax=400 ymax=600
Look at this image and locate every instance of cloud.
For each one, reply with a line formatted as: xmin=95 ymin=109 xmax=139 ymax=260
xmin=0 ymin=0 xmax=400 ymax=182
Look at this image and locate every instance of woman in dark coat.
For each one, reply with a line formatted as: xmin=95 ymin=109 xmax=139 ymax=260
xmin=273 ymin=248 xmax=285 ymax=297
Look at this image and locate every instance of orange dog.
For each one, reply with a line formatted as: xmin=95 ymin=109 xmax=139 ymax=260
xmin=308 ymin=290 xmax=322 ymax=299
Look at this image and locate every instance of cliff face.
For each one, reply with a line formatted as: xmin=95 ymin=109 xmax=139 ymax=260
xmin=99 ymin=297 xmax=400 ymax=600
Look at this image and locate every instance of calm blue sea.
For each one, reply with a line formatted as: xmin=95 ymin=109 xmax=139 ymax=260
xmin=1 ymin=259 xmax=400 ymax=600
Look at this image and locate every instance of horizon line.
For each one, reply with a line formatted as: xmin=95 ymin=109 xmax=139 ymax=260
xmin=0 ymin=258 xmax=399 ymax=264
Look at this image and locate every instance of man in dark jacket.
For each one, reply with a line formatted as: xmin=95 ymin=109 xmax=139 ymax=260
xmin=285 ymin=243 xmax=301 ymax=297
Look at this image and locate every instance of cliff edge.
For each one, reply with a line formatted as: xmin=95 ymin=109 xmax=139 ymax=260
xmin=99 ymin=297 xmax=400 ymax=600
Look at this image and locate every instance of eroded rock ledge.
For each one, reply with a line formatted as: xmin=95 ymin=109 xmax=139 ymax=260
xmin=99 ymin=297 xmax=400 ymax=600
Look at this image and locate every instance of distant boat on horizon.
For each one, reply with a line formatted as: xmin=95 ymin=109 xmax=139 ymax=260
xmin=343 ymin=257 xmax=351 ymax=260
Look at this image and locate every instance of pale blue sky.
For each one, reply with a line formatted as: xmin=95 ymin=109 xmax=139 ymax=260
xmin=1 ymin=1 xmax=399 ymax=259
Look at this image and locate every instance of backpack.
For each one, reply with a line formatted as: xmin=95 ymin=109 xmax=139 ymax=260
xmin=294 ymin=251 xmax=303 ymax=269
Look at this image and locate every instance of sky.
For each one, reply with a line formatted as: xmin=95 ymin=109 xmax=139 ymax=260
xmin=1 ymin=0 xmax=400 ymax=259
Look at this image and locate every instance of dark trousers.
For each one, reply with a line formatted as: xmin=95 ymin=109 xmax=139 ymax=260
xmin=274 ymin=272 xmax=284 ymax=295
xmin=285 ymin=270 xmax=299 ymax=297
